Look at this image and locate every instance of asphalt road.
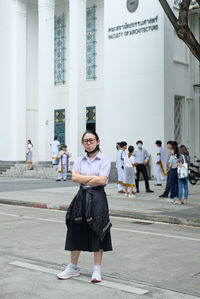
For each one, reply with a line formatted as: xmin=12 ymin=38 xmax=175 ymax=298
xmin=0 ymin=177 xmax=76 ymax=192
xmin=1 ymin=204 xmax=200 ymax=299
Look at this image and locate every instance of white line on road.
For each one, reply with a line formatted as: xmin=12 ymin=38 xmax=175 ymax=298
xmin=36 ymin=217 xmax=63 ymax=223
xmin=112 ymin=227 xmax=200 ymax=242
xmin=1 ymin=211 xmax=200 ymax=242
xmin=9 ymin=261 xmax=149 ymax=295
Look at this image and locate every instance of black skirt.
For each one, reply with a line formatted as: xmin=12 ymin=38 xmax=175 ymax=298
xmin=65 ymin=189 xmax=112 ymax=252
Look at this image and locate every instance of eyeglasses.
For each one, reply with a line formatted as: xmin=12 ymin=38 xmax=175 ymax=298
xmin=83 ymin=138 xmax=96 ymax=144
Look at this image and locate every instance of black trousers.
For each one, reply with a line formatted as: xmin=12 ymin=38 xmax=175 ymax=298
xmin=163 ymin=170 xmax=178 ymax=197
xmin=136 ymin=164 xmax=150 ymax=191
xmin=163 ymin=171 xmax=170 ymax=196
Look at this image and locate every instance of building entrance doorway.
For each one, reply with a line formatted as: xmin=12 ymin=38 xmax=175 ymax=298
xmin=54 ymin=109 xmax=65 ymax=148
xmin=86 ymin=106 xmax=96 ymax=131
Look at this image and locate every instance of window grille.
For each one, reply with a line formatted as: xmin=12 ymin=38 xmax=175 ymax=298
xmin=174 ymin=97 xmax=183 ymax=145
xmin=86 ymin=6 xmax=96 ymax=80
xmin=54 ymin=13 xmax=66 ymax=85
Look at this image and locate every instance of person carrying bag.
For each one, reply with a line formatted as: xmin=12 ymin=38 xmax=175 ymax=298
xmin=177 ymin=145 xmax=190 ymax=205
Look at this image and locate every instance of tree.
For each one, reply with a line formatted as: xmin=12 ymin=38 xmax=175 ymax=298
xmin=159 ymin=0 xmax=200 ymax=62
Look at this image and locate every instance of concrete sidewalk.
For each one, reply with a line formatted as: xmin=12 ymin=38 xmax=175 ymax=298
xmin=0 ymin=178 xmax=200 ymax=227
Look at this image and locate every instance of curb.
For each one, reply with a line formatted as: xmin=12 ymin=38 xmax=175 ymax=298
xmin=0 ymin=198 xmax=200 ymax=227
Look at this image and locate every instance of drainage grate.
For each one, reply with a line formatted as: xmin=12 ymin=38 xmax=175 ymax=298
xmin=131 ymin=221 xmax=153 ymax=225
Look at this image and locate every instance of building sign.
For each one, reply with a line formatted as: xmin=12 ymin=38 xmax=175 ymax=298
xmin=108 ymin=16 xmax=158 ymax=40
xmin=126 ymin=0 xmax=139 ymax=13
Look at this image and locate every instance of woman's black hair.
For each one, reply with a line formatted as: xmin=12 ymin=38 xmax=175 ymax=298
xmin=28 ymin=139 xmax=33 ymax=147
xmin=172 ymin=141 xmax=178 ymax=147
xmin=136 ymin=140 xmax=143 ymax=145
xmin=82 ymin=130 xmax=99 ymax=142
xmin=120 ymin=141 xmax=127 ymax=148
xmin=128 ymin=145 xmax=134 ymax=153
xmin=167 ymin=140 xmax=173 ymax=145
xmin=155 ymin=140 xmax=162 ymax=146
xmin=172 ymin=145 xmax=179 ymax=156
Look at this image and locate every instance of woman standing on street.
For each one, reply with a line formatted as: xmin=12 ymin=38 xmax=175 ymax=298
xmin=177 ymin=145 xmax=190 ymax=205
xmin=57 ymin=131 xmax=112 ymax=283
xmin=26 ymin=139 xmax=33 ymax=170
xmin=168 ymin=145 xmax=178 ymax=203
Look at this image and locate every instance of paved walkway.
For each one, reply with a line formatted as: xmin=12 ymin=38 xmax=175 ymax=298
xmin=0 ymin=177 xmax=200 ymax=226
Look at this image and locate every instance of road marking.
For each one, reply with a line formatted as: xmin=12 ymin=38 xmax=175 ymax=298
xmin=1 ymin=211 xmax=200 ymax=242
xmin=0 ymin=212 xmax=20 ymax=217
xmin=36 ymin=217 xmax=63 ymax=223
xmin=112 ymin=227 xmax=200 ymax=242
xmin=9 ymin=261 xmax=149 ymax=295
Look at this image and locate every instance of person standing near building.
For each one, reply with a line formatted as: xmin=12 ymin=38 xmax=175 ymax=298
xmin=177 ymin=145 xmax=190 ymax=205
xmin=56 ymin=145 xmax=71 ymax=181
xmin=123 ymin=146 xmax=137 ymax=197
xmin=155 ymin=140 xmax=166 ymax=186
xmin=56 ymin=131 xmax=112 ymax=283
xmin=26 ymin=139 xmax=33 ymax=170
xmin=159 ymin=141 xmax=173 ymax=198
xmin=50 ymin=136 xmax=60 ymax=165
xmin=134 ymin=140 xmax=154 ymax=193
xmin=168 ymin=145 xmax=178 ymax=203
xmin=116 ymin=141 xmax=127 ymax=193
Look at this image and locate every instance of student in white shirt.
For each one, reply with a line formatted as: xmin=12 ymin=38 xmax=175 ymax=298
xmin=116 ymin=141 xmax=127 ymax=193
xmin=50 ymin=136 xmax=61 ymax=165
xmin=26 ymin=139 xmax=33 ymax=170
xmin=155 ymin=140 xmax=166 ymax=186
xmin=123 ymin=146 xmax=137 ymax=197
xmin=57 ymin=145 xmax=71 ymax=181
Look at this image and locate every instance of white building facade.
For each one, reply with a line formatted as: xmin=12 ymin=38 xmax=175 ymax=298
xmin=0 ymin=0 xmax=199 ymax=176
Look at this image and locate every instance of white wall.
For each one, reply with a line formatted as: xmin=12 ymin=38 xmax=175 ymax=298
xmin=86 ymin=0 xmax=104 ymax=135
xmin=54 ymin=1 xmax=70 ymax=148
xmin=101 ymin=0 xmax=165 ymax=174
xmin=26 ymin=3 xmax=39 ymax=162
xmin=0 ymin=0 xmax=15 ymax=160
xmin=164 ymin=0 xmax=199 ymax=160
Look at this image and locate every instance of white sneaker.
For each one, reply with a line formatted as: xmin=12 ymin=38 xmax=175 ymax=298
xmin=91 ymin=270 xmax=102 ymax=283
xmin=56 ymin=264 xmax=80 ymax=280
xmin=124 ymin=193 xmax=129 ymax=197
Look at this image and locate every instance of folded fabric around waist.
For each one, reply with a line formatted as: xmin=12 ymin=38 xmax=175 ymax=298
xmin=66 ymin=185 xmax=112 ymax=240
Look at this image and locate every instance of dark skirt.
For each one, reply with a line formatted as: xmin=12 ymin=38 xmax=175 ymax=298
xmin=65 ymin=189 xmax=112 ymax=252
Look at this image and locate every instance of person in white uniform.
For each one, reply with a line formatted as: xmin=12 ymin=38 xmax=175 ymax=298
xmin=26 ymin=139 xmax=33 ymax=170
xmin=57 ymin=145 xmax=71 ymax=181
xmin=50 ymin=136 xmax=60 ymax=165
xmin=116 ymin=141 xmax=127 ymax=193
xmin=155 ymin=140 xmax=166 ymax=186
xmin=123 ymin=146 xmax=137 ymax=197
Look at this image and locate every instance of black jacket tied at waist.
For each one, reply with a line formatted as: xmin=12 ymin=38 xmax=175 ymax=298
xmin=66 ymin=186 xmax=112 ymax=241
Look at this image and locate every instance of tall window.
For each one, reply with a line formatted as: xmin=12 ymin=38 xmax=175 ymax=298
xmin=54 ymin=13 xmax=66 ymax=85
xmin=174 ymin=96 xmax=184 ymax=145
xmin=86 ymin=6 xmax=96 ymax=80
xmin=86 ymin=106 xmax=96 ymax=131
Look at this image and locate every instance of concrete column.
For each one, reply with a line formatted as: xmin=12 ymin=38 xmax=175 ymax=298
xmin=68 ymin=0 xmax=86 ymax=160
xmin=13 ymin=0 xmax=27 ymax=161
xmin=38 ymin=0 xmax=55 ymax=161
xmin=0 ymin=0 xmax=27 ymax=161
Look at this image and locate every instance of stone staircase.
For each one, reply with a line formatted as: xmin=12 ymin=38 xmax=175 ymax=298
xmin=0 ymin=161 xmax=18 ymax=175
xmin=0 ymin=161 xmax=72 ymax=179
